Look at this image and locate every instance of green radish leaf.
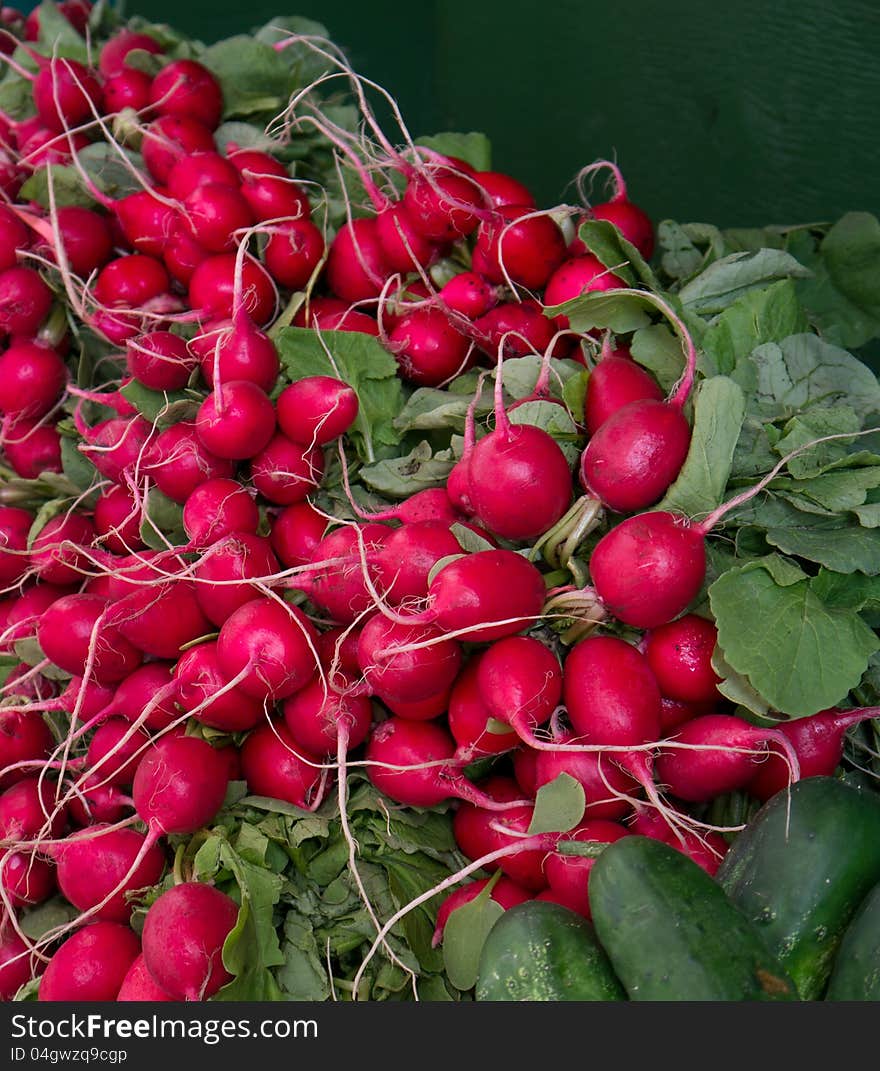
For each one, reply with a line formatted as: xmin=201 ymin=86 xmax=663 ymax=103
xmin=140 ymin=488 xmax=186 ymax=550
xmin=772 ymin=468 xmax=880 ymax=512
xmin=360 ymin=441 xmax=455 ymax=498
xmin=19 ymin=165 xmax=94 ymax=209
xmin=450 ymin=523 xmax=494 ymax=554
xmin=277 ymin=912 xmax=331 ymax=1001
xmin=576 ymin=218 xmax=660 ymax=289
xmin=78 ymin=143 xmax=146 ymax=201
xmin=809 ymin=569 xmax=880 ymax=612
xmin=59 ymin=436 xmax=97 ymax=493
xmin=820 ymin=212 xmax=880 ymax=317
xmin=427 ymin=553 xmax=466 ymax=587
xmin=544 ymin=290 xmax=653 ymax=335
xmin=709 ymin=561 xmax=880 ymax=715
xmin=562 ymin=368 xmax=588 ymax=417
xmin=200 ymin=37 xmax=292 ymax=118
xmin=527 ymin=772 xmax=586 ymax=834
xmin=678 ymin=249 xmax=812 ymax=315
xmin=18 ymin=896 xmax=81 ymax=942
xmin=630 ymin=323 xmax=686 ymax=392
xmin=658 ymin=219 xmax=710 ymax=281
xmin=214 ymin=121 xmax=281 ymax=155
xmin=415 ymin=132 xmax=492 ymax=172
xmin=711 ymin=647 xmax=771 ymax=718
xmin=26 ymin=498 xmax=72 ymax=546
xmin=497 ymin=355 xmax=583 ymax=401
xmin=118 ymin=380 xmax=193 ymax=425
xmin=442 ymin=879 xmax=505 ymax=991
xmin=657 ymin=375 xmax=746 ymax=518
xmin=394 ymin=389 xmax=477 ymax=434
xmin=764 ymin=522 xmax=880 ymax=575
xmin=31 ymin=1 xmax=90 ymax=60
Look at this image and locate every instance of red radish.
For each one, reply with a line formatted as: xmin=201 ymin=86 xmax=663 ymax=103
xmin=53 ymin=206 xmax=114 ymax=277
xmin=282 ymin=674 xmax=373 ymax=756
xmin=183 ymin=478 xmax=259 ymax=548
xmin=167 ymin=152 xmax=240 ymax=201
xmin=474 ymin=171 xmax=536 ymax=209
xmin=440 ymin=271 xmax=498 ymax=318
xmin=325 ymin=217 xmax=392 ymax=302
xmin=543 ymin=255 xmax=625 ymax=330
xmin=58 ymin=676 xmax=116 ymax=725
xmin=357 ymin=615 xmax=462 ymax=705
xmin=141 ymin=881 xmax=238 ymax=1001
xmin=195 ymin=380 xmax=276 ymax=460
xmin=747 ymin=706 xmax=880 ymax=801
xmin=84 ymin=717 xmax=152 ymax=788
xmin=581 ymin=160 xmax=655 ymax=259
xmin=250 ymin=433 xmax=325 ymax=505
xmin=476 ymin=636 xmax=562 ymax=742
xmin=0 ymin=203 xmax=29 ymax=271
xmin=451 ymin=774 xmax=521 ymax=865
xmin=240 ymin=721 xmax=324 ymax=808
xmin=93 ymin=254 xmax=170 ymax=311
xmin=312 ymin=306 xmax=380 ymax=336
xmin=448 ymin=654 xmax=520 ymax=760
xmin=30 ymin=512 xmax=96 ymax=586
xmin=52 ymin=826 xmax=165 ymax=921
xmin=104 ymin=662 xmax=178 ymax=731
xmin=300 ymin=523 xmax=389 ymax=625
xmin=228 ymin=148 xmax=311 ymax=222
xmin=3 ymin=417 xmax=63 ymax=478
xmin=126 ymin=330 xmax=196 ymax=391
xmin=584 ymin=351 xmax=664 ymax=435
xmin=316 ymin=627 xmax=363 ymax=679
xmin=544 ymin=820 xmax=630 ymax=917
xmin=389 ymin=307 xmax=472 ymax=386
xmin=432 ymin=875 xmax=531 ymax=945
xmin=132 ymin=735 xmax=229 ymax=835
xmin=112 ymin=190 xmax=179 ymax=259
xmin=0 ymin=708 xmax=53 ymax=789
xmin=148 ymin=59 xmax=223 ymax=129
xmin=383 ymin=687 xmax=452 ymax=721
xmin=655 ymin=713 xmax=800 ymax=801
xmin=142 ymin=116 xmax=217 ymax=185
xmin=193 ymin=532 xmax=280 ymax=626
xmin=660 ymin=697 xmax=713 ymax=734
xmin=534 ymin=734 xmax=640 ymax=820
xmin=512 ymin=745 xmax=539 ymax=797
xmin=38 ymin=922 xmax=140 ymax=1002
xmin=146 ymin=421 xmax=234 ymax=502
xmin=402 ymin=169 xmax=483 ymax=242
xmin=0 ymin=267 xmax=52 ymax=337
xmin=0 ymin=929 xmax=34 ymax=998
xmin=0 ymin=776 xmax=66 ymax=839
xmin=3 ymin=850 xmax=55 ymax=911
xmin=644 ymin=614 xmax=722 ymax=703
xmin=0 ymin=505 xmax=32 ymax=587
xmin=183 ymin=182 xmax=253 ymax=253
xmin=472 ymin=299 xmax=556 ymax=361
xmin=216 ymin=596 xmax=318 ymax=701
xmin=628 ymin=804 xmax=729 ymax=875
xmin=117 ymin=954 xmax=175 ymax=1002
xmin=110 ymin=575 xmax=212 ymax=662
xmin=75 ymin=414 xmax=153 ymax=484
xmin=99 ymin=30 xmax=163 ymax=76
xmin=276 ymin=376 xmax=359 ymax=447
xmin=270 ymin=501 xmax=328 ymax=568
xmin=37 ymin=594 xmax=142 ymax=683
xmin=0 ymin=341 xmax=66 ymax=420
xmin=352 ymin=487 xmax=459 ymax=527
xmin=264 ymin=218 xmax=325 ymax=289
xmin=192 ymin=309 xmax=280 ymax=392
xmin=104 ymin=70 xmax=152 ymax=111
xmin=374 ymin=520 xmax=462 ymax=605
xmin=375 ymin=203 xmax=438 ymax=273
xmin=163 ymin=225 xmax=209 ymax=285
xmin=188 ymin=253 xmax=276 ymax=325
xmin=33 ymin=58 xmax=103 ymax=133
xmin=174 ymin=641 xmax=264 ymax=732
xmin=93 ymin=485 xmax=145 ymax=555
xmin=473 ymin=204 xmax=567 ymax=290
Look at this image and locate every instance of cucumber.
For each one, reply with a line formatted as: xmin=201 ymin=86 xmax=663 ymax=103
xmin=717 ymin=776 xmax=880 ymax=1000
xmin=589 ymin=835 xmax=797 ymax=1001
xmin=824 ymin=880 xmax=880 ymax=1000
xmin=475 ymin=900 xmax=625 ymax=1001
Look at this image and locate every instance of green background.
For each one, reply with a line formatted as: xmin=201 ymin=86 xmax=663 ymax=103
xmin=122 ymin=0 xmax=880 ymax=228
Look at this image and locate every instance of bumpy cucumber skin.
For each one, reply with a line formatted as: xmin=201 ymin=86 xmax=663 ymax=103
xmin=717 ymin=777 xmax=880 ymax=1001
xmin=475 ymin=901 xmax=626 ymax=1001
xmin=825 ymin=879 xmax=880 ymax=1000
xmin=589 ymin=835 xmax=797 ymax=1001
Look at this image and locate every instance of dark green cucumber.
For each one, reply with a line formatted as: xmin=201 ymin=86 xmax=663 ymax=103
xmin=475 ymin=900 xmax=625 ymax=1001
xmin=589 ymin=835 xmax=797 ymax=1001
xmin=825 ymin=880 xmax=880 ymax=1000
xmin=717 ymin=776 xmax=880 ymax=1001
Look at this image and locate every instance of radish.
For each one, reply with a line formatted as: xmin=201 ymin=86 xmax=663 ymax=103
xmin=146 ymin=421 xmax=234 ymax=502
xmin=0 ymin=776 xmax=66 ymax=838
xmin=0 ymin=708 xmax=53 ymax=788
xmin=299 ymin=523 xmax=389 ymax=625
xmin=93 ymin=485 xmax=145 ymax=555
xmin=183 ymin=182 xmax=253 ymax=254
xmin=193 ymin=532 xmax=280 ymax=625
xmin=0 ymin=341 xmax=65 ymax=420
xmin=52 ymin=825 xmax=165 ymax=922
xmin=440 ymin=271 xmax=498 ymax=318
xmin=148 ymin=59 xmax=223 ymax=129
xmin=132 ymin=734 xmax=230 ymax=835
xmin=174 ymin=641 xmax=264 ymax=732
xmin=0 ymin=203 xmax=29 ymax=271
xmin=747 ymin=706 xmax=880 ymax=801
xmin=104 ymin=69 xmax=152 ymax=111
xmin=357 ymin=615 xmax=463 ymax=705
xmin=447 ymin=654 xmax=520 ymax=761
xmin=37 ymin=593 xmax=142 ymax=683
xmin=474 ymin=171 xmax=536 ymax=209
xmin=472 ymin=299 xmax=555 ymax=361
xmin=660 ymin=697 xmax=713 ymax=734
xmin=188 ymin=253 xmax=276 ymax=325
xmin=33 ymin=57 xmax=103 ymax=134
xmin=325 ymin=217 xmax=392 ymax=302
xmin=316 ymin=627 xmax=363 ymax=680
xmin=375 ymin=202 xmax=438 ymax=273
xmin=264 ymin=218 xmax=325 ymax=289
xmin=216 ymin=596 xmax=319 ymax=701
xmin=432 ymin=875 xmax=531 ymax=946
xmin=270 ymin=501 xmax=328 ymax=569
xmin=99 ymin=29 xmax=164 ymax=77
xmin=141 ymin=881 xmax=238 ymax=1001
xmin=584 ymin=348 xmax=664 ymax=435
xmin=275 ymin=376 xmax=359 ymax=447
xmin=93 ymin=254 xmax=170 ymax=311
xmin=240 ymin=721 xmax=324 ymax=808
xmin=53 ymin=206 xmax=114 ymax=278
xmin=544 ymin=820 xmax=630 ymax=917
xmin=512 ymin=745 xmax=539 ymax=797
xmin=534 ymin=732 xmax=640 ymax=820
xmin=644 ymin=614 xmax=722 ymax=703
xmin=183 ymin=478 xmax=260 ymax=548
xmin=167 ymin=152 xmax=241 ymax=201
xmin=68 ymin=784 xmax=131 ymax=828
xmin=578 ymin=159 xmax=655 ymax=259
xmin=402 ymin=168 xmax=483 ymax=242
xmin=2 ymin=849 xmax=55 ymax=909
xmin=228 ymin=147 xmax=311 ymax=223
xmin=84 ymin=717 xmax=152 ymax=788
xmin=5 ymin=585 xmax=72 ymax=646
xmin=473 ymin=204 xmax=567 ymax=290
xmin=30 ymin=512 xmax=95 ymax=586
xmin=3 ymin=417 xmax=63 ymax=479
xmin=141 ymin=115 xmax=217 ymax=185
xmin=110 ymin=190 xmax=179 ymax=259
xmin=0 ymin=930 xmax=34 ymax=999
xmin=108 ymin=564 xmax=212 ymax=660
xmin=374 ymin=520 xmax=462 ymax=605
xmin=117 ymin=953 xmax=175 ymax=1002
xmin=192 ymin=308 xmax=280 ymax=392
xmin=383 ymin=687 xmax=452 ymax=721
xmin=388 ymin=307 xmax=472 ymax=386
xmin=655 ymin=713 xmax=800 ymax=801
xmin=101 ymin=662 xmax=178 ymax=730
xmin=0 ymin=505 xmax=33 ymax=587
xmin=282 ymin=674 xmax=373 ymax=756
xmin=476 ymin=636 xmax=562 ymax=742
xmin=195 ymin=379 xmax=276 ymax=460
xmin=250 ymin=432 xmax=325 ymax=506
xmin=75 ymin=414 xmax=153 ymax=484
xmin=126 ymin=330 xmax=196 ymax=391
xmin=38 ymin=921 xmax=140 ymax=1002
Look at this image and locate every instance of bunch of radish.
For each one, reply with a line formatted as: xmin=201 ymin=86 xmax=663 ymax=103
xmin=0 ymin=0 xmax=874 ymax=1005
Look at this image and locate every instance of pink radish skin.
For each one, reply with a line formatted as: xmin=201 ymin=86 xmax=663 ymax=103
xmin=132 ymin=735 xmax=229 ymax=835
xmin=0 ymin=776 xmax=66 ymax=838
xmin=195 ymin=380 xmax=276 ymax=461
xmin=0 ymin=930 xmax=35 ymax=999
xmin=0 ymin=204 xmax=29 ymax=270
xmin=432 ymin=876 xmax=531 ymax=946
xmin=544 ymin=820 xmax=630 ymax=917
xmin=534 ymin=732 xmax=640 ymax=821
xmin=3 ymin=418 xmax=63 ymax=479
xmin=126 ymin=331 xmax=195 ymax=392
xmin=84 ymin=717 xmax=152 ymax=788
xmin=452 ymin=774 xmax=521 ymax=867
xmin=229 ymin=148 xmax=311 ymax=223
xmin=93 ymin=485 xmax=145 ymax=555
xmin=476 ymin=636 xmax=562 ymax=741
xmin=591 ymin=200 xmax=655 ymax=260
xmin=5 ymin=585 xmax=73 ymax=645
xmin=33 ymin=58 xmax=103 ymax=133
xmin=589 ymin=511 xmax=707 ymax=629
xmin=357 ymin=615 xmax=462 ymax=705
xmin=644 ymin=614 xmax=722 ymax=703
xmin=660 ymin=697 xmax=714 ymax=734
xmin=30 ymin=512 xmax=96 ymax=586
xmin=655 ymin=713 xmax=800 ymax=801
xmin=68 ymin=784 xmax=132 ymax=827
xmin=282 ymin=674 xmax=373 ymax=756
xmin=403 ymin=170 xmax=483 ymax=243
xmin=38 ymin=594 xmax=142 ymax=683
xmin=270 ymin=501 xmax=328 ymax=568
xmin=584 ymin=353 xmax=663 ymax=435
xmin=543 ymin=255 xmax=625 ymax=329
xmin=191 ymin=310 xmax=280 ymax=392
xmin=448 ymin=655 xmax=519 ymax=761
xmin=94 ymin=254 xmax=170 ymax=311
xmin=148 ymin=59 xmax=223 ymax=129
xmin=250 ymin=433 xmax=325 ymax=506
xmin=475 ymin=171 xmax=536 ymax=209
xmin=3 ymin=849 xmax=55 ymax=909
xmin=325 ymin=217 xmax=392 ymax=303
xmin=0 ymin=267 xmax=53 ymax=337
xmin=0 ymin=341 xmax=67 ymax=420
xmin=316 ymin=628 xmax=363 ymax=680
xmin=117 ymin=954 xmax=175 ymax=1002
xmin=141 ymin=882 xmax=238 ymax=1002
xmin=146 ymin=421 xmax=234 ymax=503
xmin=264 ymin=218 xmax=325 ymax=289
xmin=0 ymin=505 xmax=33 ymax=587
xmin=103 ymin=68 xmax=152 ymax=112
xmin=39 ymin=922 xmax=140 ymax=1002
xmin=240 ymin=722 xmax=324 ymax=808
xmin=51 ymin=825 xmax=165 ymax=922
xmin=77 ymin=415 xmax=152 ymax=484
xmin=389 ymin=308 xmax=472 ymax=387
xmin=473 ymin=204 xmax=567 ymax=290
xmin=113 ymin=191 xmax=179 ymax=259
xmin=183 ymin=478 xmax=259 ymax=548
xmin=276 ymin=377 xmax=359 ymax=447
xmin=374 ymin=521 xmax=462 ymax=605
xmin=52 ymin=205 xmax=113 ymax=277
xmin=193 ymin=532 xmax=280 ymax=626
xmin=216 ymin=597 xmax=319 ymax=701
xmin=110 ymin=572 xmax=212 ymax=661
xmin=383 ymin=687 xmax=452 ymax=721
xmin=629 ymin=805 xmax=729 ymax=876
xmin=0 ymin=708 xmax=54 ymax=788
xmin=375 ymin=203 xmax=438 ymax=273
xmin=512 ymin=746 xmax=539 ymax=797
xmin=167 ymin=153 xmax=240 ymax=201
xmin=747 ymin=706 xmax=880 ymax=801
xmin=183 ymin=183 xmax=253 ymax=254
xmin=472 ymin=299 xmax=556 ymax=361
xmin=440 ymin=271 xmax=498 ymax=318
xmin=174 ymin=641 xmax=264 ymax=732
xmin=141 ymin=115 xmax=216 ymax=185
xmin=188 ymin=253 xmax=276 ymax=326
xmin=302 ymin=523 xmax=389 ymax=625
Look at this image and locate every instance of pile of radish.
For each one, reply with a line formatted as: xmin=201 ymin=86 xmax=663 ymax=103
xmin=2 ymin=0 xmax=880 ymax=1003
